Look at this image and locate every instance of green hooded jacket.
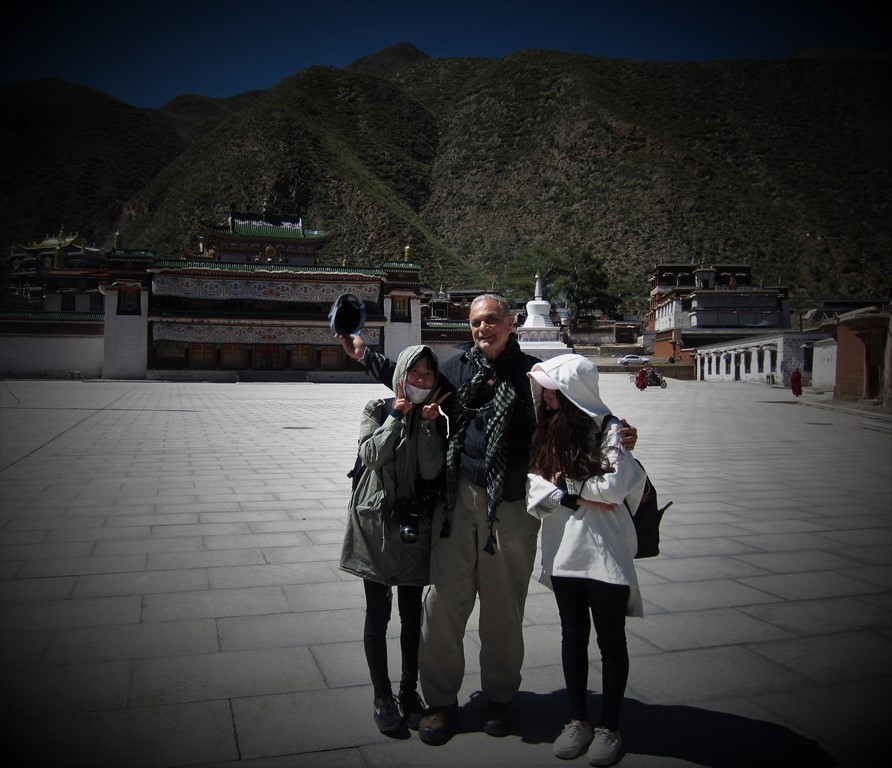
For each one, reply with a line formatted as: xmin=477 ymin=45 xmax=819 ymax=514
xmin=339 ymin=345 xmax=446 ymax=586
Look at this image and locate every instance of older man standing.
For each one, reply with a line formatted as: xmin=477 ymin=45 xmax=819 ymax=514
xmin=338 ymin=293 xmax=637 ymax=744
xmin=413 ymin=293 xmax=542 ymax=743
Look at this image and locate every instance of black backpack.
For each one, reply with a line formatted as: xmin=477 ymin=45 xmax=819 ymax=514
xmin=602 ymin=415 xmax=672 ymax=559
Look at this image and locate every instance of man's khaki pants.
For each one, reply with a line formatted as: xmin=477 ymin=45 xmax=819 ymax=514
xmin=419 ymin=477 xmax=541 ymax=706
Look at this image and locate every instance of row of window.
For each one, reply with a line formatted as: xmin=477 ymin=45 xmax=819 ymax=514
xmin=44 ymin=293 xmax=106 ymax=312
xmin=699 ymin=348 xmax=812 ymax=375
xmin=152 ymin=342 xmax=357 ymax=371
xmin=702 ymin=349 xmax=778 ymax=375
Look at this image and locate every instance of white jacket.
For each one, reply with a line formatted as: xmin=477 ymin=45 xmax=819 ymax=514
xmin=525 ymin=354 xmax=646 ymax=617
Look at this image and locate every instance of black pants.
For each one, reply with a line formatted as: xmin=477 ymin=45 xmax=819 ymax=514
xmin=363 ymin=579 xmax=423 ymax=699
xmin=551 ymin=575 xmax=630 ymax=730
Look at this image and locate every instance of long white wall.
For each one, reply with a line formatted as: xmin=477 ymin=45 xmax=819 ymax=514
xmin=694 ymin=332 xmax=828 ymax=386
xmin=0 ymin=336 xmax=103 ymax=378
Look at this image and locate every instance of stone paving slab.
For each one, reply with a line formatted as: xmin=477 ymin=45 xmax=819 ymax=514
xmin=1 ymin=377 xmax=890 ymax=767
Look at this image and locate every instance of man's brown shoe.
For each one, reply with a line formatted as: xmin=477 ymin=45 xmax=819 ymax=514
xmin=418 ymin=702 xmax=458 ymax=745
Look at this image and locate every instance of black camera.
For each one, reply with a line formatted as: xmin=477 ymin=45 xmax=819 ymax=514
xmin=396 ymin=500 xmax=420 ymax=543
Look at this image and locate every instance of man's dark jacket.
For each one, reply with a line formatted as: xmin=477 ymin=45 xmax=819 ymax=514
xmin=364 ymin=340 xmax=540 ymax=504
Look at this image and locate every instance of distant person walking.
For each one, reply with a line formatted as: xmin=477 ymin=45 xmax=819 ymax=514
xmin=790 ymin=368 xmax=803 ymax=397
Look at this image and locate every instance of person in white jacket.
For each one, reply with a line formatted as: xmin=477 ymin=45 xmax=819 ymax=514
xmin=526 ymin=353 xmax=646 ymax=766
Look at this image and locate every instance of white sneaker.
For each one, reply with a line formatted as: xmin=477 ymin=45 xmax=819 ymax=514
xmin=554 ymin=720 xmax=594 ymax=759
xmin=587 ymin=726 xmax=621 ymax=766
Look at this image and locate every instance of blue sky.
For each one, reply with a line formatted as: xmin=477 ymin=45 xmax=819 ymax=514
xmin=5 ymin=0 xmax=886 ymax=109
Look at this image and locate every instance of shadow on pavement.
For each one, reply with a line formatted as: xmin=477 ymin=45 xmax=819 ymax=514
xmin=507 ymin=690 xmax=837 ymax=767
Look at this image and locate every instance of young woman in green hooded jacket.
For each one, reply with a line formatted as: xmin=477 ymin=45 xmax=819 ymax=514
xmin=339 ymin=344 xmax=450 ymax=734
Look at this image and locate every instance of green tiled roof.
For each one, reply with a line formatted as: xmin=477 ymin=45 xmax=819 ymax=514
xmin=214 ymin=220 xmax=331 ymax=240
xmin=148 ymin=261 xmax=385 ymax=277
xmin=380 ymin=260 xmax=422 ymax=270
xmin=237 ymin=222 xmax=328 ymax=239
xmin=106 ymin=249 xmax=155 ymax=259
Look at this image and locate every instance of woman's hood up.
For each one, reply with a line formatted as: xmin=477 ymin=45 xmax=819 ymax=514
xmin=392 ymin=344 xmax=439 ymax=392
xmin=528 ymin=353 xmax=611 ymax=424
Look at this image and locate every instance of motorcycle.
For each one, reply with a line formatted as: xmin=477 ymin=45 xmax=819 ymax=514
xmin=633 ymin=368 xmax=668 ymax=389
xmin=648 ymin=370 xmax=668 ymax=388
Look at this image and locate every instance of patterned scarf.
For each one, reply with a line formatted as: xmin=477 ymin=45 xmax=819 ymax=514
xmin=443 ymin=334 xmax=522 ymax=554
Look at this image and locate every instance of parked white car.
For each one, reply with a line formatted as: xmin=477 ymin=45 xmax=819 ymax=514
xmin=618 ymin=354 xmax=650 ymax=365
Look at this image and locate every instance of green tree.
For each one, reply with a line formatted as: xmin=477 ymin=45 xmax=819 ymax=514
xmin=606 ymin=277 xmax=648 ymax=318
xmin=497 ymin=247 xmax=617 ymax=320
xmin=496 ymin=246 xmax=568 ymax=307
xmin=550 ymin=251 xmax=613 ymax=320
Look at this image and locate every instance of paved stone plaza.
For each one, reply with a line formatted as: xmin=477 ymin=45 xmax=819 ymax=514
xmin=1 ymin=376 xmax=890 ymax=767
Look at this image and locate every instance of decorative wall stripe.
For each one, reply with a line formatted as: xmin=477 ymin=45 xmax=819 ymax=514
xmin=152 ymin=276 xmax=380 ymax=304
xmin=152 ymin=323 xmax=380 ymax=345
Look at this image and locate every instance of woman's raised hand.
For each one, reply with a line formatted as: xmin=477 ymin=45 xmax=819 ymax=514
xmin=394 ymin=379 xmax=413 ymax=415
xmin=618 ymin=419 xmax=638 ymax=451
xmin=421 ymin=388 xmax=451 ymax=421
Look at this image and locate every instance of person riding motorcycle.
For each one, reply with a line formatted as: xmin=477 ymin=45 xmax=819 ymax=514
xmin=635 ymin=365 xmax=667 ymax=390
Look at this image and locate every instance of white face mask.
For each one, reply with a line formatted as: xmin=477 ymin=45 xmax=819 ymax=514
xmin=404 ymin=383 xmax=432 ymax=404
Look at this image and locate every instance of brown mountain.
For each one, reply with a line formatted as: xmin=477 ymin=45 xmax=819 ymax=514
xmin=1 ymin=44 xmax=889 ymax=307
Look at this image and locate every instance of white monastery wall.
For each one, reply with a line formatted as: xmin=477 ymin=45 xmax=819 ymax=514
xmin=0 ymin=336 xmax=103 ymax=378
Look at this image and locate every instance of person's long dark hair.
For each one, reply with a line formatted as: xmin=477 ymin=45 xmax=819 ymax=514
xmin=529 ymin=390 xmax=611 ymax=481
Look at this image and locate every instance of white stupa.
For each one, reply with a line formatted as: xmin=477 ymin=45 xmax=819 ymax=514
xmin=516 ymin=273 xmax=570 ymax=359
